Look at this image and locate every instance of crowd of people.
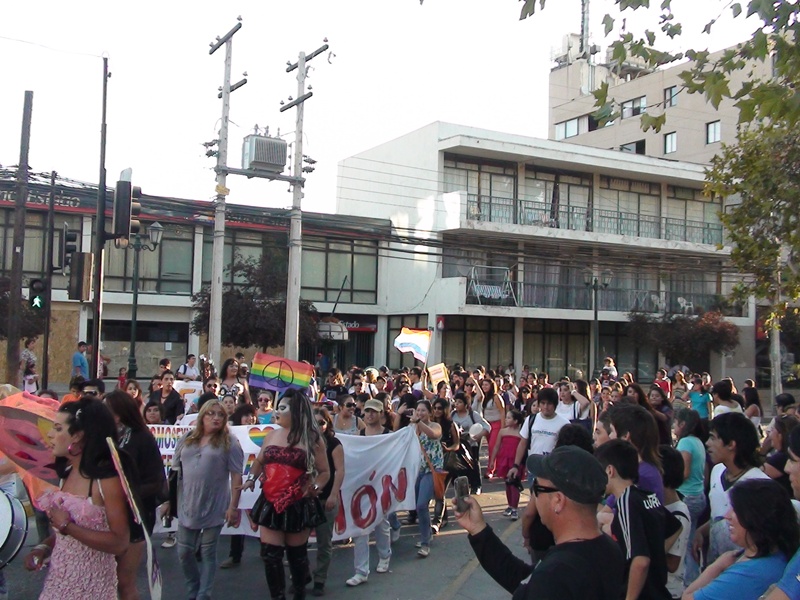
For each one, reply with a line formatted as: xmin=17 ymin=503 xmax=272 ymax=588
xmin=15 ymin=353 xmax=800 ymax=600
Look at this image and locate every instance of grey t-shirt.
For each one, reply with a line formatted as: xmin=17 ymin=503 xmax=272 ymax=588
xmin=175 ymin=433 xmax=244 ymax=529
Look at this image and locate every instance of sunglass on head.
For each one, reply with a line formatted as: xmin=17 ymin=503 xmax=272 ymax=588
xmin=532 ymin=479 xmax=560 ymax=497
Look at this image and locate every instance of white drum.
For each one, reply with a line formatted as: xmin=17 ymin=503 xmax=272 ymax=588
xmin=0 ymin=492 xmax=27 ymax=568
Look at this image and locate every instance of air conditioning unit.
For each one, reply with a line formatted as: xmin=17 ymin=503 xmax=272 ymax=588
xmin=242 ymin=135 xmax=287 ymax=173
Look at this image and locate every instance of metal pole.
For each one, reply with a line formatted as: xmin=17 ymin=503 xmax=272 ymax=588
xmin=284 ymin=51 xmax=307 ymax=361
xmin=593 ymin=278 xmax=599 ymax=379
xmin=90 ymin=57 xmax=109 ymax=378
xmin=127 ymin=235 xmax=141 ymax=380
xmin=6 ymin=91 xmax=33 ymax=388
xmin=208 ymin=37 xmax=234 ymax=366
xmin=41 ymin=171 xmax=56 ymax=389
xmin=770 ymin=257 xmax=783 ymax=403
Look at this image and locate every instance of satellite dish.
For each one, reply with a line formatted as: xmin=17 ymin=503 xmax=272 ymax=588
xmin=455 ymin=257 xmax=471 ymax=278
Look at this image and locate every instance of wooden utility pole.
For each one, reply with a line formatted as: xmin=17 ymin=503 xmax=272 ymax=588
xmin=6 ymin=91 xmax=33 ymax=388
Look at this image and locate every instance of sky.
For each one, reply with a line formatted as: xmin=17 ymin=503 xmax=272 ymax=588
xmin=1 ymin=1 xmax=757 ymax=214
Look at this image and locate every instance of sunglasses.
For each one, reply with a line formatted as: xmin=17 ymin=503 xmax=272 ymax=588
xmin=344 ymin=403 xmax=356 ymax=408
xmin=316 ymin=420 xmax=326 ymax=426
xmin=465 ymin=383 xmax=474 ymax=387
xmin=83 ymin=390 xmax=99 ymax=396
xmin=205 ymin=411 xmax=226 ymax=419
xmin=532 ymin=479 xmax=560 ymax=497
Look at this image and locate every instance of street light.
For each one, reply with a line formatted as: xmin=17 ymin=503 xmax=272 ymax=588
xmin=584 ymin=269 xmax=613 ymax=378
xmin=127 ymin=222 xmax=163 ymax=380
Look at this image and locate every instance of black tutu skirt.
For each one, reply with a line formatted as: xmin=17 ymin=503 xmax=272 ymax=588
xmin=251 ymin=493 xmax=326 ymax=533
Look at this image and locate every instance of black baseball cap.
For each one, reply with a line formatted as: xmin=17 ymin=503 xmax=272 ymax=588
xmin=526 ymin=446 xmax=607 ymax=505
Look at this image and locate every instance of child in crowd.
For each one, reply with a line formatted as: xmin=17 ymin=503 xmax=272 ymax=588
xmin=489 ymin=409 xmax=525 ymax=520
xmin=117 ymin=367 xmax=128 ymax=390
xmin=660 ymin=445 xmax=691 ymax=599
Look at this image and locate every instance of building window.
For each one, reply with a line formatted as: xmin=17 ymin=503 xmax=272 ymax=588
xmin=706 ymin=120 xmax=721 ymax=144
xmin=620 ymin=140 xmax=646 ymax=154
xmin=621 ymin=96 xmax=646 ymax=119
xmin=664 ymin=86 xmax=678 ymax=108
xmin=555 ymin=118 xmax=580 ymax=140
xmin=664 ymin=132 xmax=677 ymax=154
xmin=301 ymin=238 xmax=378 ymax=304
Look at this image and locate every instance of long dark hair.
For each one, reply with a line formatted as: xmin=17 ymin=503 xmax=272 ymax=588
xmin=313 ymin=405 xmax=336 ymax=441
xmin=730 ymin=479 xmax=800 ymax=559
xmin=220 ymin=358 xmax=239 ymax=381
xmin=282 ymin=389 xmax=322 ymax=459
xmin=55 ymin=397 xmax=120 ymax=480
xmin=104 ymin=390 xmax=148 ymax=432
xmin=481 ymin=378 xmax=498 ymax=411
xmin=709 ymin=412 xmax=762 ymax=469
xmin=432 ymin=397 xmax=453 ymax=431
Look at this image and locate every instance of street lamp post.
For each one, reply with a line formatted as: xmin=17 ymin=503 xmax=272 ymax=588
xmin=584 ymin=269 xmax=613 ymax=378
xmin=127 ymin=222 xmax=163 ymax=380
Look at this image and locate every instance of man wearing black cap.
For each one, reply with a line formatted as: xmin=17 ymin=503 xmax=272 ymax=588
xmin=455 ymin=446 xmax=624 ymax=599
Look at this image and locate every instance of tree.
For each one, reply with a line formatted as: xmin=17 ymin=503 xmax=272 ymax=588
xmin=516 ymin=0 xmax=800 ymax=131
xmin=0 ymin=293 xmax=45 ymax=341
xmin=626 ymin=310 xmax=740 ymax=369
xmin=705 ymin=123 xmax=800 ymax=396
xmin=191 ymin=246 xmax=320 ymax=351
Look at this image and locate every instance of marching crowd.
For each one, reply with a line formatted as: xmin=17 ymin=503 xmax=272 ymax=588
xmin=16 ymin=351 xmax=800 ymax=600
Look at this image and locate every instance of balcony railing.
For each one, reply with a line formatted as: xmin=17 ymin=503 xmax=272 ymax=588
xmin=466 ymin=279 xmax=745 ymax=317
xmin=466 ymin=194 xmax=723 ymax=246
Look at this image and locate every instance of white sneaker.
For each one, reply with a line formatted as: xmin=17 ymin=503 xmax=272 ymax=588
xmin=376 ymin=557 xmax=390 ymax=573
xmin=417 ymin=545 xmax=430 ymax=558
xmin=161 ymin=533 xmax=176 ymax=549
xmin=415 ymin=540 xmax=423 ymax=548
xmin=390 ymin=527 xmax=401 ymax=543
xmin=346 ymin=573 xmax=368 ymax=587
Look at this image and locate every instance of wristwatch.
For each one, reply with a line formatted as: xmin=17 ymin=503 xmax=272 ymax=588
xmin=312 ymin=483 xmax=320 ymax=492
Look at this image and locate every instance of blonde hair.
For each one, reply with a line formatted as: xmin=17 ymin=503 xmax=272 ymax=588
xmin=184 ymin=400 xmax=231 ymax=450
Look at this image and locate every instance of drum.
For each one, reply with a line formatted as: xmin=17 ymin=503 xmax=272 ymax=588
xmin=0 ymin=492 xmax=28 ymax=568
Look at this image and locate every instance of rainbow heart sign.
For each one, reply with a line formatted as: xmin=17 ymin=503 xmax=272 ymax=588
xmin=248 ymin=425 xmax=277 ymax=448
xmin=249 ymin=352 xmax=314 ymax=393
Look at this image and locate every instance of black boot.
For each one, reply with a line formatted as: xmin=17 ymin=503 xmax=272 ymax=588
xmin=286 ymin=544 xmax=311 ymax=600
xmin=262 ymin=543 xmax=286 ymax=600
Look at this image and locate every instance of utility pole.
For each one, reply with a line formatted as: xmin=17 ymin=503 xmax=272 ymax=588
xmin=283 ymin=41 xmax=328 ymax=360
xmin=90 ymin=57 xmax=110 ymax=379
xmin=41 ymin=171 xmax=56 ymax=389
xmin=6 ymin=91 xmax=33 ymax=388
xmin=208 ymin=19 xmax=243 ymax=366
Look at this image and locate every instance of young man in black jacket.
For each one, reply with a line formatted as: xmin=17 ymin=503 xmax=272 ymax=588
xmin=455 ymin=445 xmax=625 ymax=600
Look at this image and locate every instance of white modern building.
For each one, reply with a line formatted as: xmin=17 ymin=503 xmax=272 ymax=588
xmin=336 ymin=121 xmax=755 ymax=382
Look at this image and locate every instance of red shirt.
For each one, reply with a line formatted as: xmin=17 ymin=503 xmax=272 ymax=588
xmin=653 ymin=378 xmax=671 ymax=396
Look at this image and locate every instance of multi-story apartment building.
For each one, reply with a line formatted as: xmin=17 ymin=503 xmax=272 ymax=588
xmin=548 ymin=36 xmax=771 ymax=164
xmin=336 ymin=121 xmax=754 ymax=383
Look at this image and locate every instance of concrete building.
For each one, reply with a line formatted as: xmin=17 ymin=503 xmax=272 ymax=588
xmin=336 ymin=121 xmax=755 ymax=383
xmin=548 ymin=37 xmax=771 ymax=164
xmin=0 ymin=169 xmax=390 ymax=385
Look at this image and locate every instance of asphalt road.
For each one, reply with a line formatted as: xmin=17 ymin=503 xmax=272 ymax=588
xmin=6 ymin=478 xmax=529 ymax=600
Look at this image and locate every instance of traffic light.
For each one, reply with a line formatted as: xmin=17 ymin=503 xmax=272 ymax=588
xmin=29 ymin=279 xmax=46 ymax=310
xmin=59 ymin=223 xmax=79 ymax=271
xmin=112 ymin=179 xmax=142 ymax=248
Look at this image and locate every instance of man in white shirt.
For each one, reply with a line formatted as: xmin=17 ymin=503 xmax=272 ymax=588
xmin=176 ymin=354 xmax=201 ymax=381
xmin=506 ymin=388 xmax=569 ymax=485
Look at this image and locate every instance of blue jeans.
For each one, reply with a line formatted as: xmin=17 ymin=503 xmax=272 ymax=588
xmin=177 ymin=524 xmax=223 ymax=600
xmin=415 ymin=472 xmax=434 ymax=547
xmin=682 ymin=492 xmax=707 ymax=585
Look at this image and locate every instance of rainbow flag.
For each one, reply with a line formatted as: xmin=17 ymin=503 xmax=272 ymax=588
xmin=249 ymin=352 xmax=315 ymax=392
xmin=393 ymin=327 xmax=431 ymax=363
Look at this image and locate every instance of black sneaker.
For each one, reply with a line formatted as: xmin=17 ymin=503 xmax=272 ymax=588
xmin=312 ymin=583 xmax=325 ymax=597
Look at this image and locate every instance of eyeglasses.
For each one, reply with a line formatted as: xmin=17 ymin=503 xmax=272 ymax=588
xmin=83 ymin=390 xmax=99 ymax=396
xmin=344 ymin=403 xmax=356 ymax=408
xmin=465 ymin=384 xmax=474 ymax=388
xmin=205 ymin=411 xmax=226 ymax=419
xmin=532 ymin=479 xmax=560 ymax=497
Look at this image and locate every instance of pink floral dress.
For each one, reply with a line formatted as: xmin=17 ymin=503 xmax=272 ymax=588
xmin=37 ymin=488 xmax=117 ymax=599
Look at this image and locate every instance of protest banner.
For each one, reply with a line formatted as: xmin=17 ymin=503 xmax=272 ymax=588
xmin=149 ymin=424 xmax=420 ymax=540
xmin=427 ymin=363 xmax=449 ymax=388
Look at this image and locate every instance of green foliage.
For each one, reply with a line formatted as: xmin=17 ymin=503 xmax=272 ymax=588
xmin=191 ymin=244 xmax=319 ymax=351
xmin=519 ymin=0 xmax=800 ymax=127
xmin=0 ymin=293 xmax=45 ymax=341
xmin=707 ymin=124 xmax=800 ymax=320
xmin=626 ymin=310 xmax=740 ymax=367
